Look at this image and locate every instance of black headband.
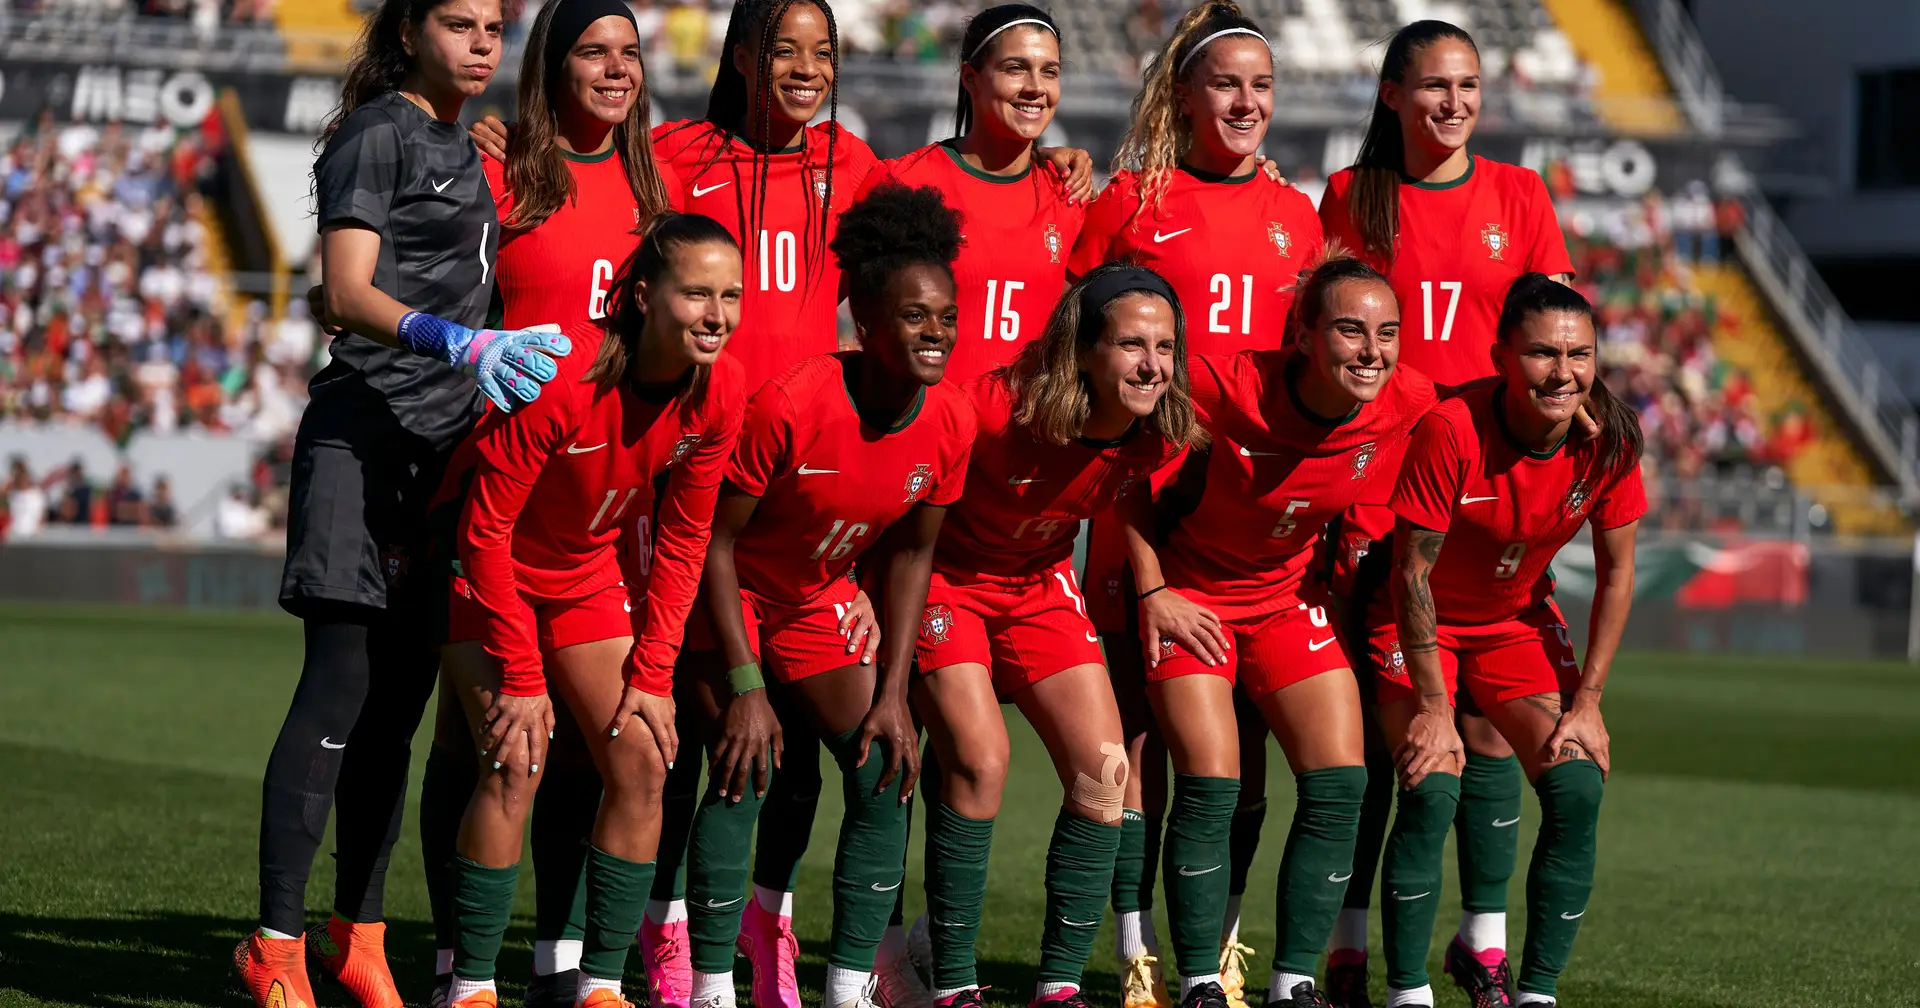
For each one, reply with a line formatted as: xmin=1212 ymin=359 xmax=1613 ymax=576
xmin=544 ymin=0 xmax=641 ymax=76
xmin=1078 ymin=266 xmax=1179 ymax=337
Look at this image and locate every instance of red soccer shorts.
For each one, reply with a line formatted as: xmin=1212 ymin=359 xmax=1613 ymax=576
xmin=684 ymin=589 xmax=865 ymax=683
xmin=1370 ymin=602 xmax=1579 ymax=708
xmin=1148 ymin=583 xmax=1351 ymax=698
xmin=446 ymin=577 xmax=635 ymax=653
xmin=916 ymin=563 xmax=1105 ymax=698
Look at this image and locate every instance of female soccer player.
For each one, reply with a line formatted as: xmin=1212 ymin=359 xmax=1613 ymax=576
xmin=1125 ymin=256 xmax=1436 ymax=1008
xmin=439 ymin=212 xmax=747 ymax=1008
xmin=679 ymin=183 xmax=974 ymax=1008
xmin=239 ymin=3 xmax=570 ymax=1007
xmin=1315 ymin=21 xmax=1576 ymax=1005
xmin=414 ymin=2 xmax=683 ymax=1003
xmin=1374 ymin=275 xmax=1640 ymax=1008
xmin=905 ymin=263 xmax=1200 ymax=1008
xmin=859 ymin=4 xmax=1086 ymax=386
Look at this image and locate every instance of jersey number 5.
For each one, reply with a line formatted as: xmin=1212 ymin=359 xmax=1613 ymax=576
xmin=1420 ymin=280 xmax=1462 ymax=341
xmin=1270 ymin=499 xmax=1310 ymax=539
xmin=1209 ymin=273 xmax=1254 ymax=335
xmin=810 ymin=519 xmax=871 ymax=562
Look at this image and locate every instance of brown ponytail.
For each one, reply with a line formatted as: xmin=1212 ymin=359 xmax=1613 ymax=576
xmin=1496 ymin=273 xmax=1643 ymax=483
xmin=1348 ymin=20 xmax=1477 ymax=257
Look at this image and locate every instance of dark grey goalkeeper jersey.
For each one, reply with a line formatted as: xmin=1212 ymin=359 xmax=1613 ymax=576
xmin=310 ymin=90 xmax=496 ymax=449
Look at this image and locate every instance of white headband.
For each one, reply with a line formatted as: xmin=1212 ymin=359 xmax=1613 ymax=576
xmin=1176 ymin=26 xmax=1271 ymax=76
xmin=967 ymin=17 xmax=1058 ymax=62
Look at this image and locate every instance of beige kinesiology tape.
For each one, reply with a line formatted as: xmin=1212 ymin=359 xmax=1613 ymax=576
xmin=1070 ymin=741 xmax=1131 ymax=822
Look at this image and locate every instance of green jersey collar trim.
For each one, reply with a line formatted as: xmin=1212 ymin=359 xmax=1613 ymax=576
xmin=940 ymin=140 xmax=1032 ymax=184
xmin=1406 ymin=155 xmax=1475 ymax=191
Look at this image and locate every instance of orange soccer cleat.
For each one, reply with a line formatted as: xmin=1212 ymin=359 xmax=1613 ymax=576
xmin=576 ymin=988 xmax=636 ymax=1008
xmin=449 ymin=988 xmax=501 ymax=1008
xmin=235 ymin=931 xmax=318 ymax=1008
xmin=307 ymin=916 xmax=404 ymax=1008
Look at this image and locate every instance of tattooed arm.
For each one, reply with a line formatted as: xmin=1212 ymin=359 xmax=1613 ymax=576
xmin=1390 ymin=516 xmax=1465 ymax=787
xmin=1544 ymin=518 xmax=1639 ymax=778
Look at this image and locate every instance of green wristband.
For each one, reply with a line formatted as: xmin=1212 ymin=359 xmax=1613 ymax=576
xmin=728 ymin=662 xmax=765 ymax=695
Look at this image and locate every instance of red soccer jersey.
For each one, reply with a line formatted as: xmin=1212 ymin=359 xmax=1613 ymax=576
xmin=1069 ymin=167 xmax=1324 ymax=357
xmin=651 ymin=120 xmax=879 ymax=395
xmin=937 ymin=373 xmax=1179 ymax=584
xmin=1390 ymin=383 xmax=1646 ymax=626
xmin=1159 ymin=348 xmax=1437 ymax=619
xmin=456 ymin=323 xmax=746 ymax=695
xmin=861 ymin=143 xmax=1085 ymax=386
xmin=727 ymin=352 xmax=975 ymax=608
xmin=1319 ymin=156 xmax=1573 ymax=388
xmin=483 ymin=149 xmax=685 ymax=330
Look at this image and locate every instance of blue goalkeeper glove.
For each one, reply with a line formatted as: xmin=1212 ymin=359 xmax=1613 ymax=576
xmin=397 ymin=312 xmax=572 ymax=411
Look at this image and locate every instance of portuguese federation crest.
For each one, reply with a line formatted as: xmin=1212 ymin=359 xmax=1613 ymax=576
xmin=668 ymin=434 xmax=701 ymax=466
xmin=904 ymin=463 xmax=934 ymax=502
xmin=1481 ymin=222 xmax=1510 ymax=261
xmin=921 ymin=604 xmax=953 ymax=644
xmin=1350 ymin=441 xmax=1377 ymax=479
xmin=813 ymin=168 xmax=830 ymax=204
xmin=1045 ymin=223 xmax=1062 ymax=263
xmin=1268 ymin=222 xmax=1292 ymax=257
xmin=1564 ymin=479 xmax=1592 ymax=516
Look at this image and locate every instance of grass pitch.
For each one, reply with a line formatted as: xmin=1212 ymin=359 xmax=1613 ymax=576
xmin=1 ymin=603 xmax=1917 ymax=1007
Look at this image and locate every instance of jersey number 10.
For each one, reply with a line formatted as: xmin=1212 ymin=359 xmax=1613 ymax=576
xmin=759 ymin=230 xmax=798 ymax=293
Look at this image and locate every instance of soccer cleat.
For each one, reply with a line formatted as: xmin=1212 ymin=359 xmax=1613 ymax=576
xmin=1323 ymin=955 xmax=1373 ymax=1008
xmin=1444 ymin=937 xmax=1516 ymax=1008
xmin=938 ymin=990 xmax=987 ymax=1008
xmin=578 ymin=988 xmax=636 ymax=1008
xmin=527 ymin=969 xmax=583 ymax=1008
xmin=1120 ymin=953 xmax=1171 ymax=1008
xmin=1030 ymin=987 xmax=1095 ymax=1008
xmin=450 ymin=989 xmax=500 ymax=1008
xmin=1177 ymin=981 xmax=1229 ymax=1008
xmin=307 ymin=917 xmax=403 ymax=1008
xmin=1270 ymin=982 xmax=1331 ymax=1008
xmin=430 ymin=977 xmax=451 ymax=1008
xmin=639 ymin=916 xmax=693 ymax=1008
xmin=1217 ymin=939 xmax=1256 ymax=1008
xmin=738 ymin=897 xmax=802 ymax=1008
xmin=873 ymin=937 xmax=936 ymax=1008
xmin=235 ymin=933 xmax=317 ymax=1008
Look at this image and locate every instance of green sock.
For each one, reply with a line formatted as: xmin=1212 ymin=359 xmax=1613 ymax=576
xmin=1111 ymin=808 xmax=1149 ymax=914
xmin=824 ymin=726 xmax=912 ymax=970
xmin=752 ymin=730 xmax=823 ymax=892
xmin=530 ymin=764 xmax=600 ymax=945
xmin=1141 ymin=810 xmax=1164 ymax=911
xmin=1162 ymin=774 xmax=1240 ymax=978
xmin=1519 ymin=760 xmax=1604 ymax=997
xmin=687 ymin=756 xmax=769 ymax=972
xmin=1457 ymin=752 xmax=1523 ymax=916
xmin=451 ymin=857 xmax=519 ymax=980
xmin=420 ymin=745 xmax=475 ymax=957
xmin=1380 ymin=772 xmax=1461 ymax=989
xmin=580 ymin=846 xmax=656 ymax=980
xmin=925 ymin=803 xmax=994 ymax=988
xmin=1038 ymin=811 xmax=1122 ymax=984
xmin=1227 ymin=797 xmax=1269 ymax=898
xmin=651 ymin=740 xmax=702 ymax=903
xmin=1345 ymin=739 xmax=1396 ymax=912
xmin=1271 ymin=765 xmax=1367 ymax=976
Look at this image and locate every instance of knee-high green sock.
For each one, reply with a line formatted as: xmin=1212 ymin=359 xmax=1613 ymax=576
xmin=687 ymin=759 xmax=769 ymax=972
xmin=580 ymin=846 xmax=656 ymax=980
xmin=1227 ymin=798 xmax=1268 ymax=899
xmin=925 ymin=802 xmax=994 ymax=988
xmin=1162 ymin=774 xmax=1239 ymax=979
xmin=420 ymin=746 xmax=475 ymax=956
xmin=1141 ymin=809 xmax=1164 ymax=911
xmin=651 ymin=740 xmax=702 ymax=903
xmin=1344 ymin=738 xmax=1395 ymax=913
xmin=1271 ymin=766 xmax=1368 ymax=976
xmin=824 ymin=727 xmax=912 ymax=970
xmin=452 ymin=857 xmax=519 ymax=980
xmin=1380 ymin=772 xmax=1461 ymax=989
xmin=1111 ymin=808 xmax=1149 ymax=913
xmin=1039 ymin=811 xmax=1122 ymax=984
xmin=1519 ymin=761 xmax=1603 ymax=997
xmin=752 ymin=731 xmax=823 ymax=892
xmin=1457 ymin=753 xmax=1522 ymax=916
xmin=530 ymin=764 xmax=601 ymax=945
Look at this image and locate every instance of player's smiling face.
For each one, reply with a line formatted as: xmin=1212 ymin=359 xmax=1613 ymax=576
xmin=560 ymin=15 xmax=643 ymax=128
xmin=1177 ymin=37 xmax=1274 ymax=171
xmin=637 ymin=240 xmax=745 ymax=368
xmin=1496 ymin=309 xmax=1595 ymax=430
xmin=403 ymin=0 xmax=504 ymax=100
xmin=1384 ymin=38 xmax=1480 ymax=158
xmin=1297 ymin=278 xmax=1400 ymax=411
xmin=741 ymin=1 xmax=835 ymax=127
xmin=963 ymin=26 xmax=1062 ymax=144
xmin=1083 ymin=293 xmax=1178 ymax=423
xmin=859 ymin=263 xmax=958 ymax=387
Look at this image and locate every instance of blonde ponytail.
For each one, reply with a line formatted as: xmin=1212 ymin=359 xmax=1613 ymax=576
xmin=1111 ymin=1 xmax=1261 ymax=214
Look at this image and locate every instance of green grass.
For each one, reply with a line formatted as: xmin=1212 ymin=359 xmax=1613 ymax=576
xmin=2 ymin=603 xmax=1919 ymax=1007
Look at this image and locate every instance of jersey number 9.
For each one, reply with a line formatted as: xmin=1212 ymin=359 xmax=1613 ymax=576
xmin=1494 ymin=542 xmax=1526 ymax=579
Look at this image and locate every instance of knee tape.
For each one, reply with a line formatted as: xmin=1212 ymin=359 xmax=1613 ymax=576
xmin=1070 ymin=742 xmax=1130 ymax=822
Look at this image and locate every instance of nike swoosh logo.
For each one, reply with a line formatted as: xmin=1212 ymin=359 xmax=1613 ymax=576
xmin=1177 ymin=865 xmax=1221 ymax=877
xmin=432 ymin=178 xmax=454 ymax=193
xmin=567 ymin=443 xmax=607 ymax=454
xmin=1561 ymin=910 xmax=1585 ymax=920
xmin=1008 ymin=477 xmax=1045 ymax=485
xmin=692 ymin=181 xmax=732 ymax=197
xmin=1559 ymin=658 xmax=1579 ymax=668
xmin=1391 ymin=891 xmax=1431 ymax=901
xmin=1307 ymin=637 xmax=1337 ymax=652
xmin=704 ymin=897 xmax=745 ymax=909
xmin=1238 ymin=446 xmax=1281 ymax=457
xmin=1058 ymin=917 xmax=1101 ymax=928
xmin=319 ymin=737 xmax=345 ymax=750
xmin=1460 ymin=495 xmax=1499 ymax=504
xmin=870 ymin=881 xmax=902 ymax=892
xmin=797 ymin=463 xmax=838 ymax=475
xmin=1153 ymin=228 xmax=1191 ymax=243
xmin=1327 ymin=872 xmax=1352 ymax=883
xmin=1492 ymin=817 xmax=1520 ymax=827
xmin=1086 ymin=632 xmax=1100 ymax=643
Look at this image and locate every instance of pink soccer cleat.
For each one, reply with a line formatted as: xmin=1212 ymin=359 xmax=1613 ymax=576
xmin=639 ymin=915 xmax=693 ymax=1008
xmin=737 ymin=897 xmax=802 ymax=1008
